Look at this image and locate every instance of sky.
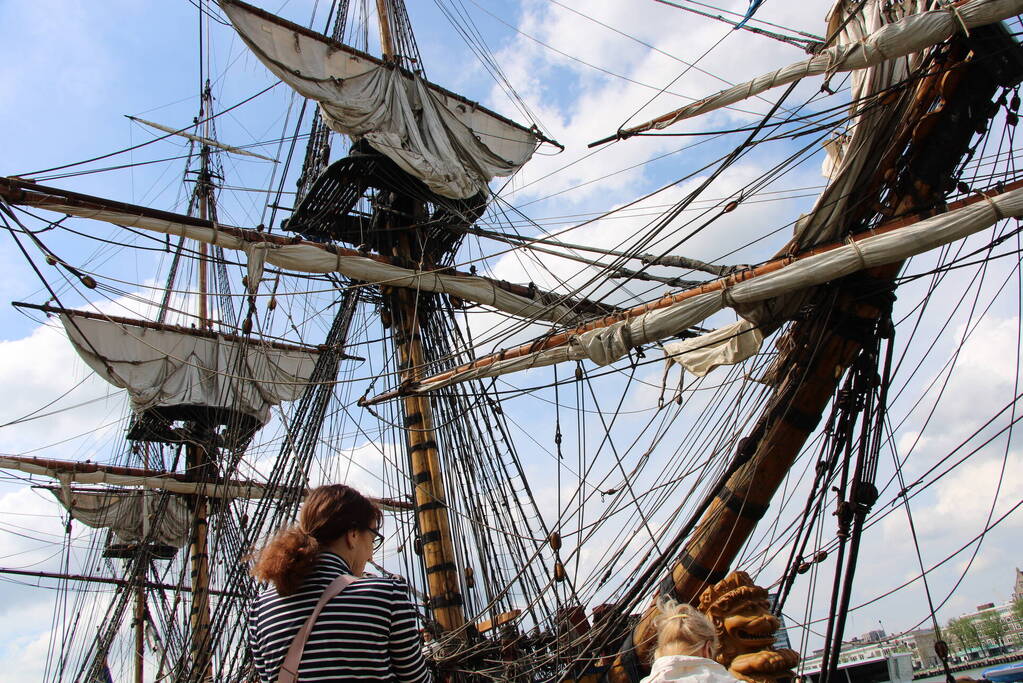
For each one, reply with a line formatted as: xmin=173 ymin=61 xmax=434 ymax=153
xmin=0 ymin=0 xmax=1022 ymax=680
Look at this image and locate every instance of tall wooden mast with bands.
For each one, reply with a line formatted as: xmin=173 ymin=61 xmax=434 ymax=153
xmin=374 ymin=0 xmax=466 ymax=637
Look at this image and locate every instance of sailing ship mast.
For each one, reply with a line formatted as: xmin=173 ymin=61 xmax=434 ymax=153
xmin=353 ymin=1 xmax=1023 ymax=678
xmin=372 ymin=0 xmax=465 ymax=635
xmin=0 ymin=0 xmax=570 ymax=669
xmin=187 ymin=81 xmax=216 ymax=681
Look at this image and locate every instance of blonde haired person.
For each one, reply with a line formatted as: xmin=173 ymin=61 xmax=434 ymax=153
xmin=640 ymin=599 xmax=739 ymax=683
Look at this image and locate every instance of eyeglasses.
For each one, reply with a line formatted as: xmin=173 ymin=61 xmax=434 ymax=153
xmin=368 ymin=527 xmax=385 ymax=550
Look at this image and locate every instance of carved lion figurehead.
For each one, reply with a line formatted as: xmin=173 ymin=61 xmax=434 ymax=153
xmin=698 ymin=571 xmax=782 ymax=667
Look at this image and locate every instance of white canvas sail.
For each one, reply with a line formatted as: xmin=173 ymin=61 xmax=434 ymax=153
xmin=614 ymin=0 xmax=1023 ymax=135
xmin=0 ymin=455 xmax=412 ymax=509
xmin=219 ymin=0 xmax=540 ymax=199
xmin=401 ymin=185 xmax=1023 ymax=395
xmin=679 ymin=0 xmax=926 ymax=372
xmin=0 ymin=186 xmax=586 ymax=325
xmin=788 ymin=0 xmax=925 ymax=250
xmin=60 ymin=314 xmax=319 ymax=426
xmin=50 ymin=489 xmax=191 ymax=548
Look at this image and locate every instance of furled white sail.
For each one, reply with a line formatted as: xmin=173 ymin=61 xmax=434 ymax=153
xmin=627 ymin=0 xmax=980 ymax=378
xmin=6 ymin=191 xmax=585 ymax=325
xmin=405 ymin=186 xmax=1023 ymax=394
xmin=0 ymin=455 xmax=412 ymax=510
xmin=60 ymin=314 xmax=319 ymax=426
xmin=219 ymin=0 xmax=540 ymax=199
xmin=50 ymin=489 xmax=191 ymax=548
xmin=615 ymin=0 xmax=1022 ymax=135
xmin=789 ymin=0 xmax=926 ymax=250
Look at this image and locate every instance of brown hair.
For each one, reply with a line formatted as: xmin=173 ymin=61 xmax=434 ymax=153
xmin=251 ymin=484 xmax=382 ymax=596
xmin=652 ymin=599 xmax=720 ymax=659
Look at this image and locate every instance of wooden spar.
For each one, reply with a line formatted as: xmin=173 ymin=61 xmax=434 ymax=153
xmin=0 ymin=566 xmax=247 ymax=597
xmin=375 ymin=0 xmax=396 ymax=61
xmin=189 ymin=144 xmax=214 ymax=680
xmin=126 ymin=116 xmax=277 ymax=162
xmin=11 ymin=301 xmax=338 ymax=357
xmin=0 ymin=454 xmax=413 ymax=510
xmin=389 ymin=230 xmax=466 ymax=635
xmin=373 ymin=0 xmax=464 ymax=636
xmin=135 ymin=446 xmax=152 ymax=683
xmin=134 ymin=581 xmax=145 ymax=683
xmin=605 ymin=273 xmax=895 ymax=681
xmin=187 ymin=436 xmax=213 ymax=681
xmin=197 ymin=191 xmax=209 ymax=329
xmin=363 ymin=176 xmax=1023 ymax=404
xmin=0 ymin=177 xmax=611 ymax=321
xmin=586 ymin=0 xmax=1005 ymax=148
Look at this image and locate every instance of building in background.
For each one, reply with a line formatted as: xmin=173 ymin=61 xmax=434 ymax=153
xmin=801 ymin=569 xmax=1023 ymax=672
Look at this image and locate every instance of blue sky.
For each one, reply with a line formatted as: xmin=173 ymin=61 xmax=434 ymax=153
xmin=1 ymin=0 xmax=1022 ymax=680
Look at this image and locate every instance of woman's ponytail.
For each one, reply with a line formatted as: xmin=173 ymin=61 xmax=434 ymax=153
xmin=250 ymin=485 xmax=382 ymax=596
xmin=251 ymin=525 xmax=322 ymax=596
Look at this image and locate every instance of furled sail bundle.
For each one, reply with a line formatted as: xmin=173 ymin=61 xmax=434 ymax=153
xmin=593 ymin=0 xmax=1023 ymax=380
xmin=60 ymin=313 xmax=319 ymax=427
xmin=610 ymin=0 xmax=1023 ymax=135
xmin=219 ymin=0 xmax=542 ymax=199
xmin=380 ymin=184 xmax=1023 ymax=397
xmin=0 ymin=178 xmax=590 ymax=326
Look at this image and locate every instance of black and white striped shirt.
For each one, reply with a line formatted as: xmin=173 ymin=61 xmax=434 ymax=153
xmin=249 ymin=553 xmax=432 ymax=682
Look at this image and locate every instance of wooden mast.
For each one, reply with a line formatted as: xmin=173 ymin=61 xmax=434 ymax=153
xmin=187 ymin=96 xmax=215 ymax=680
xmin=390 ymin=267 xmax=466 ymax=634
xmin=375 ymin=0 xmax=396 ymax=62
xmin=374 ymin=0 xmax=465 ymax=636
xmin=135 ymin=444 xmax=152 ymax=683
xmin=134 ymin=581 xmax=146 ymax=683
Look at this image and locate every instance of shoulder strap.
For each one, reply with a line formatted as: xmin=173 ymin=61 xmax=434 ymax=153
xmin=276 ymin=574 xmax=359 ymax=683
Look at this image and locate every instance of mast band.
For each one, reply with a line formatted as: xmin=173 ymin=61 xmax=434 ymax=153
xmin=679 ymin=552 xmax=728 ymax=584
xmin=658 ymin=575 xmax=682 ymax=603
xmin=416 ymin=500 xmax=447 ymax=513
xmin=419 ymin=530 xmax=442 ymax=544
xmin=830 ymin=315 xmax=876 ymax=345
xmin=410 ymin=440 xmax=438 ymax=453
xmin=425 ymin=562 xmax=457 ymax=575
xmin=393 ymin=332 xmax=422 ymax=347
xmin=716 ymin=486 xmax=769 ymax=520
xmin=404 ymin=413 xmax=423 ymax=427
xmin=616 ymin=630 xmax=643 ymax=682
xmin=428 ymin=593 xmax=464 ymax=609
xmin=413 ymin=471 xmax=432 ymax=484
xmin=771 ymin=403 xmax=821 ymax=432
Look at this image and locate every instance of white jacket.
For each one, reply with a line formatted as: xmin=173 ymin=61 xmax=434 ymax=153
xmin=639 ymin=655 xmax=740 ymax=683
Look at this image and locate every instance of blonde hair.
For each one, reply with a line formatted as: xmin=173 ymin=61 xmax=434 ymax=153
xmin=652 ymin=599 xmax=719 ymax=659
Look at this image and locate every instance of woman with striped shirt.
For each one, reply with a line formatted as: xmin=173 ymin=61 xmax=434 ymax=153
xmin=249 ymin=485 xmax=432 ymax=682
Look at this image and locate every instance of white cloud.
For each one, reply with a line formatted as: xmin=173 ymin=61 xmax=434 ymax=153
xmin=0 ymin=319 xmax=125 ymax=457
xmin=0 ymin=601 xmax=57 ymax=682
xmin=911 ymin=455 xmax=1023 ymax=538
xmin=486 ymin=0 xmax=827 ymax=207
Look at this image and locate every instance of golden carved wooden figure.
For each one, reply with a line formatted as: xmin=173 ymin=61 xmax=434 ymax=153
xmin=698 ymin=572 xmax=800 ymax=683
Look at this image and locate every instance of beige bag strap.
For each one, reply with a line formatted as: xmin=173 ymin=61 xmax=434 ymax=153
xmin=276 ymin=574 xmax=359 ymax=683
